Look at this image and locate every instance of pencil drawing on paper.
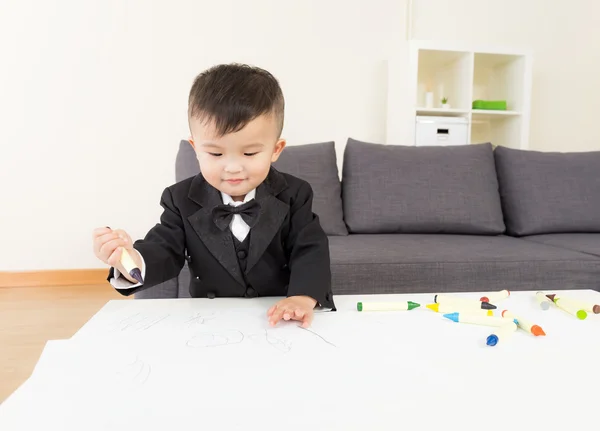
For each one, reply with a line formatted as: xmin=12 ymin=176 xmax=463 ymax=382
xmin=112 ymin=313 xmax=171 ymax=332
xmin=248 ymin=330 xmax=293 ymax=354
xmin=184 ymin=312 xmax=216 ymax=327
xmin=186 ymin=330 xmax=245 ymax=348
xmin=299 ymin=326 xmax=338 ymax=348
xmin=117 ymin=356 xmax=151 ymax=385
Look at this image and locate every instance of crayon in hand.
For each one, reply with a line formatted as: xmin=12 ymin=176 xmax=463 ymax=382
xmin=106 ymin=226 xmax=143 ymax=284
xmin=120 ymin=248 xmax=144 ymax=284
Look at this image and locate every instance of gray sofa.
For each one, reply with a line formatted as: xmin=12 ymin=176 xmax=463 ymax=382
xmin=136 ymin=139 xmax=600 ymax=299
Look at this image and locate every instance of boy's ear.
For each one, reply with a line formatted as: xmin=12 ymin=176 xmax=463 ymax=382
xmin=270 ymin=139 xmax=286 ymax=162
xmin=188 ymin=137 xmax=196 ymax=150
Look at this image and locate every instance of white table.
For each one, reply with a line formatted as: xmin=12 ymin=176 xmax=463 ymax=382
xmin=1 ymin=289 xmax=599 ymax=431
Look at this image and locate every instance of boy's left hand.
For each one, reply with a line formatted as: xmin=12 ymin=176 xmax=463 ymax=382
xmin=267 ymin=295 xmax=317 ymax=328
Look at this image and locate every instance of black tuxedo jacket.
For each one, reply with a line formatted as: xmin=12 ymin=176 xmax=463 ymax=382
xmin=109 ymin=168 xmax=336 ymax=309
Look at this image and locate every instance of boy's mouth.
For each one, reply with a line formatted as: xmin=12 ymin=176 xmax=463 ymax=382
xmin=225 ymin=179 xmax=244 ymax=184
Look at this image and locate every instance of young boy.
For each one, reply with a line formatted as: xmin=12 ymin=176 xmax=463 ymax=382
xmin=92 ymin=63 xmax=335 ymax=327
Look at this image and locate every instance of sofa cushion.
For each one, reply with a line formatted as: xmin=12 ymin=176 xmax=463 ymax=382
xmin=328 ymin=234 xmax=600 ymax=295
xmin=273 ymin=142 xmax=347 ymax=236
xmin=341 ymin=139 xmax=505 ymax=234
xmin=494 ymin=146 xmax=600 ymax=236
xmin=175 ymin=139 xmax=347 ymax=236
xmin=522 ymin=234 xmax=600 ymax=258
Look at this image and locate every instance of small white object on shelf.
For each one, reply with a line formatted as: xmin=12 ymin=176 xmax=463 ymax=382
xmin=425 ymin=92 xmax=434 ymax=108
xmin=415 ymin=116 xmax=468 ymax=147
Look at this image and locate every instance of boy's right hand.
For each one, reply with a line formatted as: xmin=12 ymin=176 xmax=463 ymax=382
xmin=92 ymin=227 xmax=142 ymax=283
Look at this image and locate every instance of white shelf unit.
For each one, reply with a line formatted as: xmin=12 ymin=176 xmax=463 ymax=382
xmin=406 ymin=41 xmax=533 ymax=149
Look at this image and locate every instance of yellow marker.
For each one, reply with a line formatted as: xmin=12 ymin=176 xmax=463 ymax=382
xmin=501 ymin=310 xmax=546 ymax=336
xmin=479 ymin=290 xmax=510 ymax=303
xmin=535 ymin=292 xmax=553 ymax=310
xmin=426 ymin=303 xmax=493 ymax=316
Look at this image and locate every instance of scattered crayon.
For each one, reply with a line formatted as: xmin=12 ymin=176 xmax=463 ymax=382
xmin=546 ymin=294 xmax=600 ymax=314
xmin=426 ymin=303 xmax=493 ymax=316
xmin=486 ymin=321 xmax=518 ymax=346
xmin=502 ymin=310 xmax=546 ymax=336
xmin=552 ymin=298 xmax=587 ymax=320
xmin=434 ymin=294 xmax=497 ymax=310
xmin=535 ymin=292 xmax=552 ymax=310
xmin=443 ymin=312 xmax=517 ymax=328
xmin=480 ymin=290 xmax=510 ymax=303
xmin=357 ymin=301 xmax=420 ymax=312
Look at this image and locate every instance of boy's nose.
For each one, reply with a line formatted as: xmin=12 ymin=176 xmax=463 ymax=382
xmin=224 ymin=162 xmax=243 ymax=173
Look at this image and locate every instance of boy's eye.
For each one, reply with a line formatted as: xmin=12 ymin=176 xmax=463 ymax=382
xmin=208 ymin=152 xmax=222 ymax=157
xmin=244 ymin=152 xmax=258 ymax=156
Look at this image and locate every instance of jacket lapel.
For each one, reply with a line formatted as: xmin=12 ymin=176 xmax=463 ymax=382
xmin=246 ymin=168 xmax=290 ymax=273
xmin=187 ymin=175 xmax=246 ymax=287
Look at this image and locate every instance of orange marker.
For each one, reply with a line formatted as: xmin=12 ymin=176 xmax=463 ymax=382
xmin=502 ymin=310 xmax=545 ymax=336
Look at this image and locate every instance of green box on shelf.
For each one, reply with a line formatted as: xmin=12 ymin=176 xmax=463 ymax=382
xmin=472 ymin=100 xmax=507 ymax=110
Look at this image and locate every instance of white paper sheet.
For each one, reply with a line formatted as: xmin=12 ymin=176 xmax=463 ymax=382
xmin=2 ymin=293 xmax=600 ymax=430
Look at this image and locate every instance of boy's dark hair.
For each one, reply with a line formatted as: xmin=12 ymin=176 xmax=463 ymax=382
xmin=188 ymin=63 xmax=285 ymax=138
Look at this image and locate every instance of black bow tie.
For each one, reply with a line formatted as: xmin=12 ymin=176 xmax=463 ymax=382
xmin=212 ymin=199 xmax=261 ymax=231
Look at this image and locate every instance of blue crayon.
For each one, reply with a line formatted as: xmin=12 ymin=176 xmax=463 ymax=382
xmin=443 ymin=312 xmax=517 ymax=327
xmin=486 ymin=322 xmax=518 ymax=346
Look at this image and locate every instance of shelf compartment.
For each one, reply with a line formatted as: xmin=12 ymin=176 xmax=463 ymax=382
xmin=417 ymin=50 xmax=472 ymax=111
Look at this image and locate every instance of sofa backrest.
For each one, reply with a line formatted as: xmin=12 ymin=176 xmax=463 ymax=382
xmin=494 ymin=146 xmax=600 ymax=236
xmin=341 ymin=138 xmax=506 ymax=235
xmin=175 ymin=138 xmax=600 ymax=238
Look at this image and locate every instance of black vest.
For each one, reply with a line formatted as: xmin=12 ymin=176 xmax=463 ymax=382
xmin=233 ymin=233 xmax=258 ymax=298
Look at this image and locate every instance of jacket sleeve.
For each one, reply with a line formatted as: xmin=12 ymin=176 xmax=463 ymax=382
xmin=107 ymin=187 xmax=186 ymax=296
xmin=285 ymin=181 xmax=336 ymax=310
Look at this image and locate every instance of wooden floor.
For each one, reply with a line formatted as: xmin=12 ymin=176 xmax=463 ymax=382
xmin=0 ymin=284 xmax=128 ymax=403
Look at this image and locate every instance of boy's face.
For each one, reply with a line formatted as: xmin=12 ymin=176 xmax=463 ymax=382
xmin=188 ymin=113 xmax=286 ymax=201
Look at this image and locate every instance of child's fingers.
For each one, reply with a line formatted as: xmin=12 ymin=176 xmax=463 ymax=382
xmin=282 ymin=305 xmax=298 ymax=321
xmin=300 ymin=310 xmax=314 ymax=328
xmin=267 ymin=304 xmax=277 ymax=316
xmin=113 ymin=229 xmax=133 ymax=248
xmin=99 ymin=238 xmax=127 ymax=261
xmin=106 ymin=247 xmax=123 ymax=267
xmin=92 ymin=227 xmax=111 ymax=238
xmin=269 ymin=305 xmax=288 ymax=326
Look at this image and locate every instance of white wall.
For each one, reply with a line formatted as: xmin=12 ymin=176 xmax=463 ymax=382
xmin=410 ymin=0 xmax=600 ymax=152
xmin=0 ymin=0 xmax=405 ymax=271
xmin=3 ymin=0 xmax=600 ymax=271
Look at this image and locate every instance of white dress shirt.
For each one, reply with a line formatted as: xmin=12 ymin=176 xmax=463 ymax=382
xmin=110 ymin=189 xmax=257 ymax=289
